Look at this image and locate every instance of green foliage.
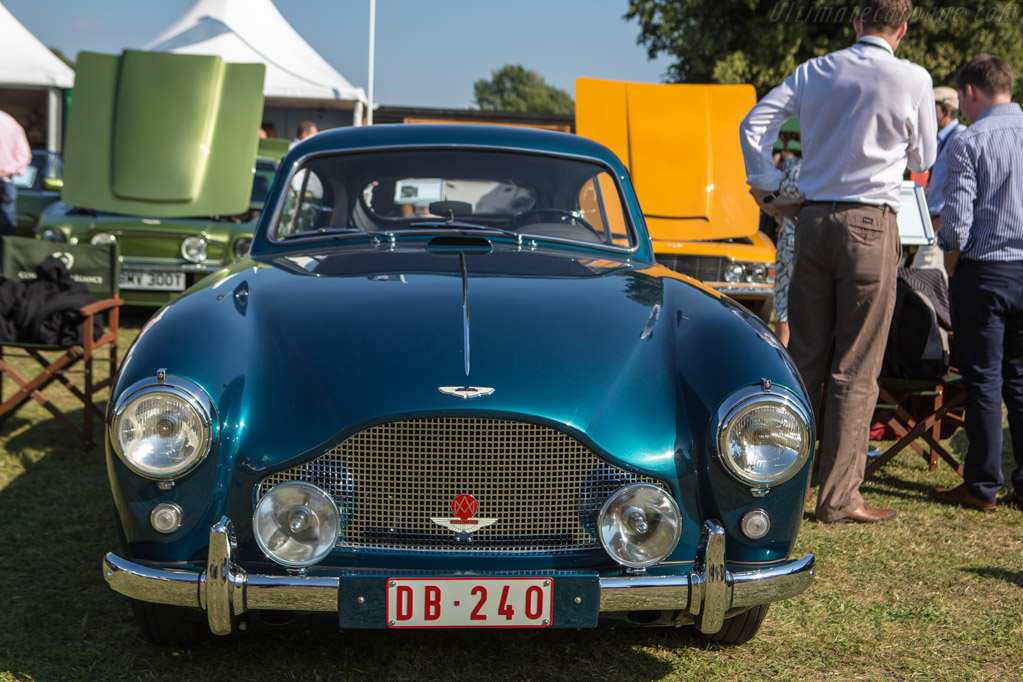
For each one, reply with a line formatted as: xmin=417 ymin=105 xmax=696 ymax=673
xmin=625 ymin=0 xmax=1023 ymax=101
xmin=473 ymin=64 xmax=574 ymax=114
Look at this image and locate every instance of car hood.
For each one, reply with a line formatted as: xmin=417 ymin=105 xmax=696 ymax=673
xmin=121 ymin=246 xmax=788 ymax=477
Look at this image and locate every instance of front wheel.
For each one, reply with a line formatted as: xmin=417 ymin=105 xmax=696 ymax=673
xmin=694 ymin=604 xmax=769 ymax=645
xmin=131 ymin=599 xmax=210 ymax=646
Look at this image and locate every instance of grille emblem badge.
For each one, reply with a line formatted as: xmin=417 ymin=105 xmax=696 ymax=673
xmin=431 ymin=494 xmax=498 ymax=534
xmin=438 ymin=386 xmax=494 ymax=399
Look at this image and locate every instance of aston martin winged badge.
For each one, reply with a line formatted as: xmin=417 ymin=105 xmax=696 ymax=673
xmin=431 ymin=494 xmax=498 ymax=534
xmin=438 ymin=386 xmax=494 ymax=399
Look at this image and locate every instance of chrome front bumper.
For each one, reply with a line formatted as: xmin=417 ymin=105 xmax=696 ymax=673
xmin=103 ymin=518 xmax=814 ymax=636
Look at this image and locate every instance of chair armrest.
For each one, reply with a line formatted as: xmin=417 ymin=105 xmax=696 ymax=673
xmin=79 ymin=295 xmax=123 ymax=317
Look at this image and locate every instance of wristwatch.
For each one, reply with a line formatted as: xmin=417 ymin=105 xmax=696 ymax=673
xmin=762 ymin=190 xmax=780 ymax=204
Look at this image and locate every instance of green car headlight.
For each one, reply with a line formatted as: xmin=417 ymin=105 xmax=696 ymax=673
xmin=110 ymin=374 xmax=216 ymax=480
xmin=181 ymin=236 xmax=208 ymax=263
xmin=254 ymin=481 xmax=340 ymax=568
xmin=39 ymin=228 xmax=67 ymax=243
xmin=715 ymin=386 xmax=812 ymax=488
xmin=598 ymin=483 xmax=681 ymax=569
xmin=232 ymin=237 xmax=253 ymax=260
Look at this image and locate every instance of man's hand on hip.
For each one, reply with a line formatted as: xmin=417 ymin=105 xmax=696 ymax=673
xmin=750 ymin=188 xmax=805 ymax=219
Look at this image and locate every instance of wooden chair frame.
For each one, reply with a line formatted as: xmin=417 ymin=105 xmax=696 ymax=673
xmin=865 ymin=375 xmax=965 ymax=479
xmin=0 ymin=237 xmax=122 ymax=449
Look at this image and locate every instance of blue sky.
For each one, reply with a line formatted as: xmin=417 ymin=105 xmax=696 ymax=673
xmin=7 ymin=0 xmax=672 ymax=108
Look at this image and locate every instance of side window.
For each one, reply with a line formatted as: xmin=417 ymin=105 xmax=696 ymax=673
xmin=275 ymin=168 xmax=332 ymax=238
xmin=577 ymin=172 xmax=630 ymax=247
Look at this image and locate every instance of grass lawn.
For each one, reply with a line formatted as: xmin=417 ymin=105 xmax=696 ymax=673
xmin=0 ymin=311 xmax=1021 ymax=681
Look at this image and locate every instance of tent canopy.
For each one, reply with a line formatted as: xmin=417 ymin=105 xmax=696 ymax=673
xmin=0 ymin=2 xmax=75 ymax=88
xmin=144 ymin=0 xmax=365 ymax=108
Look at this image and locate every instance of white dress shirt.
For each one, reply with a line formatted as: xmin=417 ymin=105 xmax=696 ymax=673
xmin=741 ymin=35 xmax=937 ymax=212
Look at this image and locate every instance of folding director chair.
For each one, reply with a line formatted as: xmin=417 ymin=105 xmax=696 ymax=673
xmin=0 ymin=236 xmax=122 ymax=448
xmin=865 ymin=270 xmax=964 ymax=479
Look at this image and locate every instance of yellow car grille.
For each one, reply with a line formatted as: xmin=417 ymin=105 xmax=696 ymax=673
xmin=257 ymin=417 xmax=664 ymax=554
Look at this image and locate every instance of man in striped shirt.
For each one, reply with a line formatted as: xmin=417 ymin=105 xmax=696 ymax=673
xmin=935 ymin=54 xmax=1023 ymax=512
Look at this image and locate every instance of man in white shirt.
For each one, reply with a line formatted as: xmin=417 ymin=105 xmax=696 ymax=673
xmin=740 ymin=0 xmax=936 ymax=523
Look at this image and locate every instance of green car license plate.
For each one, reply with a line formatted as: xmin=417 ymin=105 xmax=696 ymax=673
xmin=119 ymin=269 xmax=185 ymax=291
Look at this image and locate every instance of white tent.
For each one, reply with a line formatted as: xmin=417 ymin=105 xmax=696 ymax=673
xmin=0 ymin=1 xmax=75 ymax=150
xmin=145 ymin=0 xmax=366 ymax=128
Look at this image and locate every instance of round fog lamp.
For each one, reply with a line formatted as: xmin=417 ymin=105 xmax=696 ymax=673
xmin=740 ymin=509 xmax=771 ymax=539
xmin=254 ymin=481 xmax=339 ymax=568
xmin=91 ymin=232 xmax=117 ymax=246
xmin=598 ymin=483 xmax=681 ymax=569
xmin=181 ymin=236 xmax=208 ymax=263
xmin=150 ymin=502 xmax=183 ymax=533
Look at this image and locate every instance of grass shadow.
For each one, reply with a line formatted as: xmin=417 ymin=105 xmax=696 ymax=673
xmin=962 ymin=566 xmax=1023 ymax=588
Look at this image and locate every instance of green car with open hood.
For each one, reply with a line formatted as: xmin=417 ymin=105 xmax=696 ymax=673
xmin=36 ymin=50 xmax=269 ymax=306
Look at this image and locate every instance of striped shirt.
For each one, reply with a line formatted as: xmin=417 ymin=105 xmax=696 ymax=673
xmin=925 ymin=119 xmax=966 ymax=216
xmin=938 ymin=103 xmax=1023 ymax=261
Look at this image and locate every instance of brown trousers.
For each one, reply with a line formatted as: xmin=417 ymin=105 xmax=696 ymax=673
xmin=788 ymin=202 xmax=900 ymax=522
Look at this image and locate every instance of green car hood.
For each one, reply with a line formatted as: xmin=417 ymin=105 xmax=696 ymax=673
xmin=62 ymin=50 xmax=264 ymax=217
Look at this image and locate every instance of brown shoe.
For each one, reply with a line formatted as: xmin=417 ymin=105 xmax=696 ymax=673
xmin=932 ymin=484 xmax=996 ymax=512
xmin=831 ymin=502 xmax=897 ymax=524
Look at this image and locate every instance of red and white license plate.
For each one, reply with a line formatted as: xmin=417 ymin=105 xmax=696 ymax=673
xmin=385 ymin=577 xmax=553 ymax=628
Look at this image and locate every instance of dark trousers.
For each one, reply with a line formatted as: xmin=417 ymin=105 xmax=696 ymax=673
xmin=949 ymin=259 xmax=1023 ymax=502
xmin=0 ymin=179 xmax=15 ymax=236
xmin=788 ymin=202 xmax=900 ymax=522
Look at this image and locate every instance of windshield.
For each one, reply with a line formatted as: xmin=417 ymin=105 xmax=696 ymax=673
xmin=270 ymin=149 xmax=634 ymax=249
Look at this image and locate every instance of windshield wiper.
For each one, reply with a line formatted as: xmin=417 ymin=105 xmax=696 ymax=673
xmin=407 ymin=220 xmax=523 ymax=241
xmin=279 ymin=227 xmax=365 ymax=240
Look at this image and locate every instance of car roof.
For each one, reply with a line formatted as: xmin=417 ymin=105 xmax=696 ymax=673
xmin=284 ymin=124 xmax=627 ymax=172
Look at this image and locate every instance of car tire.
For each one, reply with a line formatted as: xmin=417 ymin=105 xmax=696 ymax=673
xmin=131 ymin=600 xmax=210 ymax=646
xmin=694 ymin=604 xmax=769 ymax=645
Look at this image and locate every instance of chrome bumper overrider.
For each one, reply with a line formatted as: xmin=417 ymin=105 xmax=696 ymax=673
xmin=103 ymin=518 xmax=814 ymax=636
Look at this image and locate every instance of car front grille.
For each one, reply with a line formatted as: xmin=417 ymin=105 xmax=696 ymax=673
xmin=656 ymin=254 xmax=725 ymax=282
xmin=256 ymin=417 xmax=665 ymax=554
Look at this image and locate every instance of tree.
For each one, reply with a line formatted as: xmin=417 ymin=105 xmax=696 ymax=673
xmin=49 ymin=47 xmax=75 ymax=69
xmin=625 ymin=0 xmax=1023 ymax=101
xmin=473 ymin=64 xmax=574 ymax=114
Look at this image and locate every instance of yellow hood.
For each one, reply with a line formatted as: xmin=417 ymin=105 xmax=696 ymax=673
xmin=575 ymin=79 xmax=759 ymax=242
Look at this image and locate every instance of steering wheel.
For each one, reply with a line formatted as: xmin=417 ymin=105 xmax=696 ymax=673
xmin=511 ymin=208 xmax=599 ymax=234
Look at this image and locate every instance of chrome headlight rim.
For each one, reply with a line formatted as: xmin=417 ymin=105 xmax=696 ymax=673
xmin=39 ymin=227 xmax=68 ymax=243
xmin=598 ymin=482 xmax=682 ymax=569
xmin=714 ymin=385 xmax=813 ymax=488
xmin=108 ymin=374 xmax=218 ymax=480
xmin=253 ymin=481 xmax=340 ymax=568
xmin=232 ymin=236 xmax=253 ymax=260
xmin=181 ymin=236 xmax=209 ymax=263
xmin=91 ymin=232 xmax=117 ymax=246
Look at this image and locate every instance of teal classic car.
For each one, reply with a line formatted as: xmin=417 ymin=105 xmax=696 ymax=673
xmin=11 ymin=150 xmax=63 ymax=237
xmin=103 ymin=124 xmax=815 ymax=646
xmin=36 ymin=156 xmax=277 ymax=307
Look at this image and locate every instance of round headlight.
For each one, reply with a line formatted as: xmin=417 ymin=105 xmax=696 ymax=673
xmin=716 ymin=387 xmax=812 ymax=487
xmin=91 ymin=232 xmax=117 ymax=246
xmin=745 ymin=263 xmax=768 ymax=283
xmin=598 ymin=483 xmax=681 ymax=569
xmin=254 ymin=482 xmax=340 ymax=567
xmin=110 ymin=376 xmax=215 ymax=480
xmin=232 ymin=237 xmax=252 ymax=260
xmin=723 ymin=262 xmax=745 ymax=283
xmin=181 ymin=236 xmax=208 ymax=263
xmin=39 ymin=228 xmax=67 ymax=243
